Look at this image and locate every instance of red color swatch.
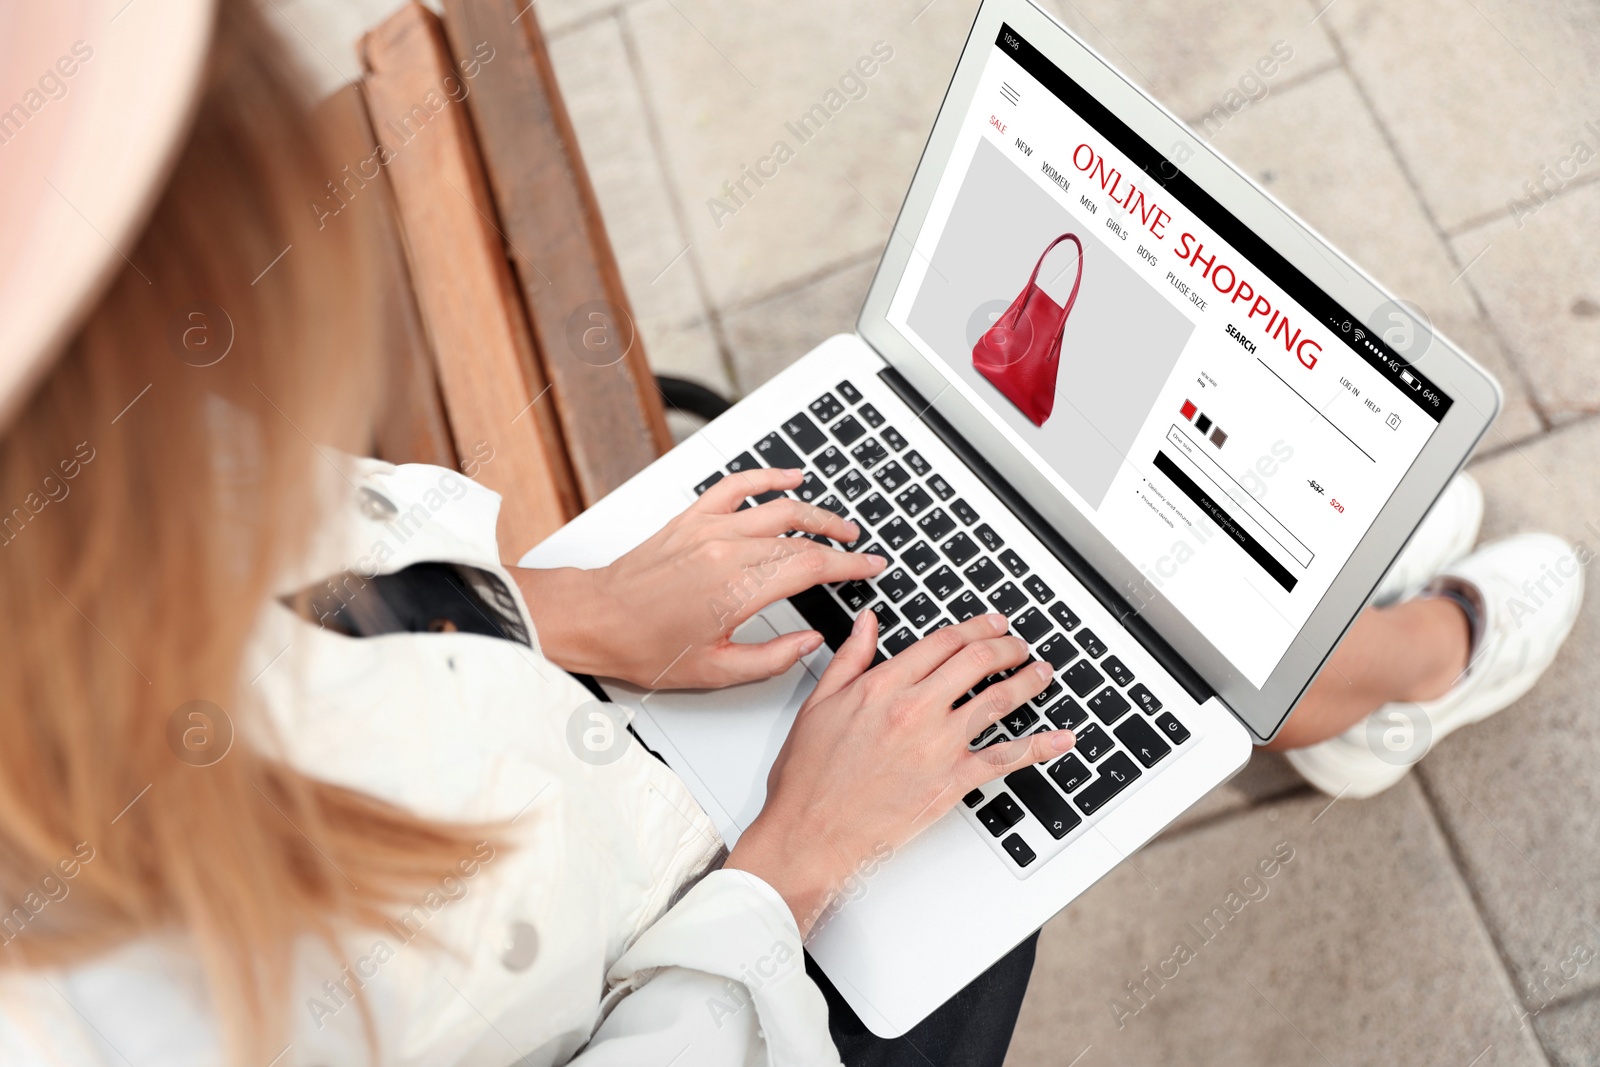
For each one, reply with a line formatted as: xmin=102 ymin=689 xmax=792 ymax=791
xmin=1180 ymin=399 xmax=1197 ymax=420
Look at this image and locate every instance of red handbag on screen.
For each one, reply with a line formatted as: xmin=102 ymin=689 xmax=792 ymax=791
xmin=971 ymin=233 xmax=1084 ymax=426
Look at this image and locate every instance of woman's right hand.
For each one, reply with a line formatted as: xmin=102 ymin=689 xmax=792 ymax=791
xmin=725 ymin=610 xmax=1077 ymax=937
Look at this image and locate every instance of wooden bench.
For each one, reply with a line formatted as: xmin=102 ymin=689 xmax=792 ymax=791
xmin=317 ymin=0 xmax=672 ymax=559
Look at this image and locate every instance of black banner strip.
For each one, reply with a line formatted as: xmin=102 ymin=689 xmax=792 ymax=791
xmin=1153 ymin=451 xmax=1298 ymax=592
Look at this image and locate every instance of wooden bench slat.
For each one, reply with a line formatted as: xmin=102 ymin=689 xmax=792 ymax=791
xmin=441 ymin=0 xmax=673 ymax=506
xmin=361 ymin=3 xmax=580 ymax=557
xmin=317 ymin=83 xmax=459 ymax=473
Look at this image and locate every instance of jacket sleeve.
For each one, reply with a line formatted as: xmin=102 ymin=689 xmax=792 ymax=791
xmin=566 ymin=869 xmax=844 ymax=1067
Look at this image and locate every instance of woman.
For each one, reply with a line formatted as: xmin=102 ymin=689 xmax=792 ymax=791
xmin=0 ymin=1 xmax=1578 ymax=1064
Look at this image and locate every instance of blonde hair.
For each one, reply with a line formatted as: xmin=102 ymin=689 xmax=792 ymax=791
xmin=0 ymin=1 xmax=495 ymax=1060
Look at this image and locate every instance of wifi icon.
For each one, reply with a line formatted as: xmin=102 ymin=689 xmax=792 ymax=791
xmin=1353 ymin=327 xmax=1366 ymax=343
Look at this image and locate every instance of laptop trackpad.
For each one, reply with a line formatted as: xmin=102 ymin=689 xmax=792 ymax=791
xmin=634 ymin=600 xmax=830 ymax=836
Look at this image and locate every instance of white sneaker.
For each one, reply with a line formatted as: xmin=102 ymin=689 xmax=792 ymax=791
xmin=1370 ymin=472 xmax=1484 ymax=605
xmin=1288 ymin=533 xmax=1584 ymax=798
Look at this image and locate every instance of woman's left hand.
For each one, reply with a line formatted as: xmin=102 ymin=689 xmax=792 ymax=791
xmin=514 ymin=467 xmax=887 ymax=689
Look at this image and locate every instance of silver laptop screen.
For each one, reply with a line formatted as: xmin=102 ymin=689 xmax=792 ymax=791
xmin=883 ymin=21 xmax=1452 ymax=688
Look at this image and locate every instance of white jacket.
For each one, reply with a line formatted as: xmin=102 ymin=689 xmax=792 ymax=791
xmin=0 ymin=460 xmax=844 ymax=1066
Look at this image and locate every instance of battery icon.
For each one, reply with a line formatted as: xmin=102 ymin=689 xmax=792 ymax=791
xmin=1399 ymin=369 xmax=1421 ymax=390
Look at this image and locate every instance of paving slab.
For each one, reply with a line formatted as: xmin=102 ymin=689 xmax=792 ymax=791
xmin=622 ymin=0 xmax=986 ymax=310
xmin=1319 ymin=0 xmax=1600 ymax=233
xmin=1207 ymin=67 xmax=1543 ymax=445
xmin=1418 ymin=416 xmax=1600 ymax=1009
xmin=538 ymin=0 xmax=637 ymax=36
xmin=1007 ymin=781 xmax=1544 ymax=1067
xmin=1033 ymin=0 xmax=1337 ymax=126
xmin=548 ymin=16 xmax=734 ymax=395
xmin=1449 ymin=182 xmax=1600 ymax=426
xmin=1534 ymin=991 xmax=1600 ymax=1067
xmin=720 ymin=258 xmax=877 ymax=395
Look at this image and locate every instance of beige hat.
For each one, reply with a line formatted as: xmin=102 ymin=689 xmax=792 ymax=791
xmin=0 ymin=0 xmax=216 ymax=430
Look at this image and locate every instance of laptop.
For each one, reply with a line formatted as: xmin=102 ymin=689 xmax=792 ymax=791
xmin=523 ymin=0 xmax=1500 ymax=1037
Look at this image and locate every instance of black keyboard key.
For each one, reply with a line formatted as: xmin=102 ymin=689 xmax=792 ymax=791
xmin=977 ymin=794 xmax=1024 ymax=837
xmin=939 ymin=531 xmax=978 ymax=567
xmin=1044 ymin=696 xmax=1087 ymax=731
xmin=1089 ymin=686 xmax=1132 ymax=725
xmin=795 ymin=472 xmax=826 ymax=502
xmin=925 ymin=566 xmax=963 ymax=600
xmin=878 ymin=517 xmax=914 ymax=551
xmin=751 ymin=488 xmax=786 ymax=505
xmin=962 ymin=787 xmax=985 ymax=808
xmin=902 ymin=540 xmax=938 ymax=574
xmin=815 ymin=446 xmax=847 ymax=477
xmin=816 ymin=494 xmax=847 ymax=518
xmin=1023 ymin=575 xmax=1054 ymax=603
xmin=1001 ymin=705 xmax=1039 ymax=735
xmin=862 ymin=542 xmax=892 ymax=566
xmin=883 ymin=626 xmax=919 ymax=657
xmin=866 ymin=601 xmax=899 ymax=631
xmin=1155 ymin=712 xmax=1190 ymax=744
xmin=1129 ymin=683 xmax=1162 ymax=714
xmin=836 ymin=580 xmax=874 ymax=612
xmin=882 ymin=426 xmax=908 ymax=451
xmin=851 ymin=438 xmax=888 ymax=470
xmin=788 ymin=585 xmax=854 ymax=651
xmin=970 ymin=724 xmax=997 ymax=747
xmin=986 ymin=581 xmax=1028 ymax=616
xmin=999 ymin=548 xmax=1029 ymax=577
xmin=1048 ymin=601 xmax=1081 ymax=632
xmin=1074 ymin=752 xmax=1142 ymax=815
xmin=878 ymin=567 xmax=917 ymax=603
xmin=901 ymin=593 xmax=940 ymax=629
xmin=1047 ymin=753 xmax=1092 ymax=793
xmin=858 ymin=493 xmax=893 ymax=526
xmin=948 ymin=591 xmax=985 ymax=622
xmin=781 ymin=412 xmax=828 ymax=454
xmin=841 ymin=522 xmax=870 ymax=550
xmin=809 ymin=392 xmax=844 ymax=423
xmin=951 ymin=499 xmax=980 ymax=525
xmin=859 ymin=402 xmax=885 ymax=428
xmin=831 ymin=415 xmax=865 ymax=446
xmin=1114 ymin=713 xmax=1171 ymax=768
xmin=964 ymin=557 xmax=1004 ymax=592
xmin=904 ymin=450 xmax=931 ymax=477
xmin=1030 ymin=678 xmax=1063 ymax=708
xmin=755 ymin=432 xmax=804 ymax=471
xmin=835 ymin=469 xmax=870 ymax=501
xmin=1103 ymin=656 xmax=1135 ymax=688
xmin=927 ymin=473 xmax=956 ymax=500
xmin=1074 ymin=723 xmax=1115 ymax=762
xmin=974 ymin=523 xmax=1004 ymax=552
xmin=924 ymin=617 xmax=950 ymax=635
xmin=1005 ymin=765 xmax=1082 ymax=839
xmin=1064 ymin=659 xmax=1105 ymax=698
xmin=1013 ymin=607 xmax=1052 ymax=644
xmin=1076 ymin=628 xmax=1108 ymax=659
xmin=836 ymin=380 xmax=863 ymax=405
xmin=895 ymin=484 xmax=934 ymax=518
xmin=694 ymin=471 xmax=725 ymax=495
xmin=1037 ymin=633 xmax=1078 ymax=670
xmin=917 ymin=508 xmax=956 ymax=543
xmin=726 ymin=451 xmax=759 ymax=474
xmin=1001 ymin=833 xmax=1036 ymax=867
xmin=874 ymin=461 xmax=911 ymax=492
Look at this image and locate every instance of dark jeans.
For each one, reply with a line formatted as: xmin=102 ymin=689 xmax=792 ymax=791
xmin=810 ymin=933 xmax=1039 ymax=1067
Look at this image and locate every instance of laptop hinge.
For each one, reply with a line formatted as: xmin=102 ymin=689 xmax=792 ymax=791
xmin=877 ymin=365 xmax=1216 ymax=707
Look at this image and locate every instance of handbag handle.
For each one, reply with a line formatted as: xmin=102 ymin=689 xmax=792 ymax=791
xmin=1004 ymin=234 xmax=1085 ymax=353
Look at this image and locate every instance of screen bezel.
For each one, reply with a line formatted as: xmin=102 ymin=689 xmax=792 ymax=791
xmin=856 ymin=0 xmax=1501 ymax=741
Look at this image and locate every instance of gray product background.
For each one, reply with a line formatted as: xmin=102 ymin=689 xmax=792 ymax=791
xmin=906 ymin=138 xmax=1195 ymax=509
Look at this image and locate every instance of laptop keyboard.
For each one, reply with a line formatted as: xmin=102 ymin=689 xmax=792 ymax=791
xmin=693 ymin=378 xmax=1193 ymax=878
